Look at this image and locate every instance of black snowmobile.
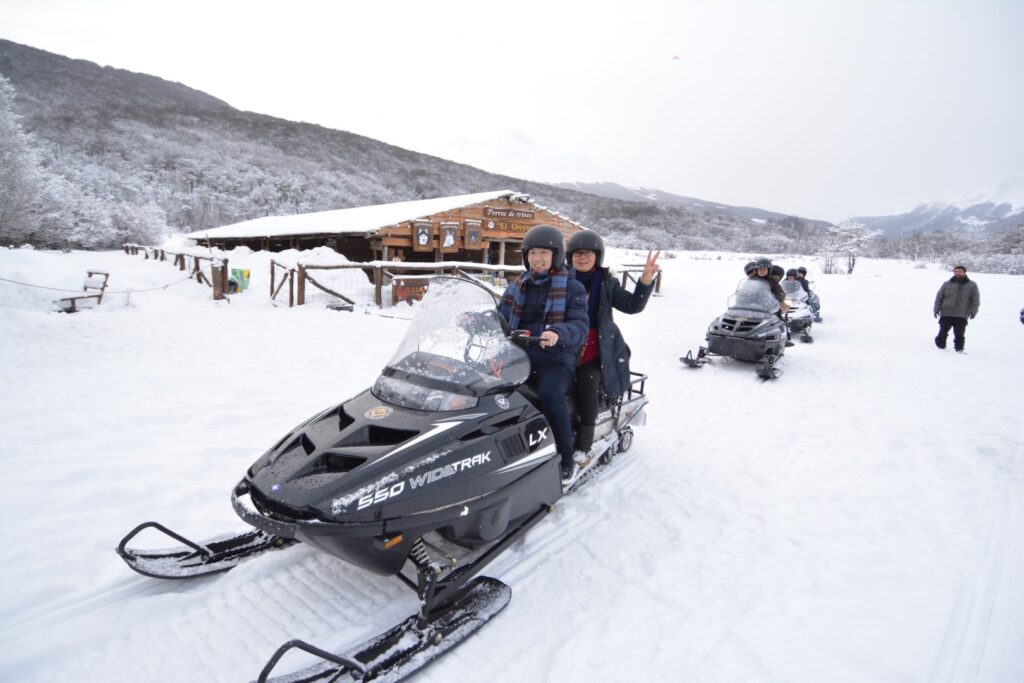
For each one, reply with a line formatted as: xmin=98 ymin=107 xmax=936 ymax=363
xmin=781 ymin=279 xmax=814 ymax=343
xmin=117 ymin=276 xmax=648 ymax=682
xmin=680 ymin=278 xmax=787 ymax=379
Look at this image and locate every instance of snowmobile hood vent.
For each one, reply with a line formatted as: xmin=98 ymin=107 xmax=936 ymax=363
xmin=337 ymin=424 xmax=420 ymax=448
xmin=320 ymin=450 xmax=366 ymax=473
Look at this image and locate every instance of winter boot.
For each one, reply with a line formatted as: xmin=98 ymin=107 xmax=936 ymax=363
xmin=575 ymin=424 xmax=596 ymax=453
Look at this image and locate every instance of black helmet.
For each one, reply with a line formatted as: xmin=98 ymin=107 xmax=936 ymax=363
xmin=566 ymin=230 xmax=604 ymax=268
xmin=744 ymin=261 xmax=757 ymax=275
xmin=797 ymin=266 xmax=807 ymax=275
xmin=522 ymin=224 xmax=566 ymax=270
xmin=786 ymin=268 xmax=798 ymax=277
xmin=754 ymin=257 xmax=772 ymax=269
xmin=770 ymin=265 xmax=784 ymax=281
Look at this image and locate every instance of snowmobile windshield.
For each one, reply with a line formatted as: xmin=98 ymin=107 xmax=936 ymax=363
xmin=781 ymin=280 xmax=807 ymax=302
xmin=731 ymin=279 xmax=780 ymax=313
xmin=372 ymin=277 xmax=530 ymax=411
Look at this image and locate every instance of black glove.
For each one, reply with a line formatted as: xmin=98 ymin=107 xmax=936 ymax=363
xmin=970 ymin=314 xmax=975 ymax=320
xmin=934 ymin=311 xmax=940 ymax=318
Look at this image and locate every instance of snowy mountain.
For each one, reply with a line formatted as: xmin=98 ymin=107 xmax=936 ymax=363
xmin=554 ymin=180 xmax=811 ymax=224
xmin=0 ymin=39 xmax=828 ymax=253
xmin=854 ymin=187 xmax=1024 ymax=238
xmin=2 ymin=245 xmax=1023 ymax=682
xmin=438 ymin=128 xmax=827 ymax=226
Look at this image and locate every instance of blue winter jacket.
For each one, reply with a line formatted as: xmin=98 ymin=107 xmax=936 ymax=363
xmin=503 ymin=275 xmax=589 ymax=370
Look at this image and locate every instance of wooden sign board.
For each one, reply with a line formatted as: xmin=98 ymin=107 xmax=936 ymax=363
xmin=464 ymin=220 xmax=484 ymax=249
xmin=439 ymin=222 xmax=459 ymax=253
xmin=412 ymin=221 xmax=433 ymax=252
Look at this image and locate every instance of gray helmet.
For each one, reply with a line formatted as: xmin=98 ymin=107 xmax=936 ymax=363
xmin=786 ymin=268 xmax=798 ymax=277
xmin=797 ymin=266 xmax=807 ymax=275
xmin=744 ymin=261 xmax=757 ymax=275
xmin=754 ymin=257 xmax=772 ymax=269
xmin=522 ymin=224 xmax=566 ymax=270
xmin=566 ymin=230 xmax=604 ymax=268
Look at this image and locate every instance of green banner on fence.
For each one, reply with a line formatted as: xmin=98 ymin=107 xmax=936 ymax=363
xmin=230 ymin=268 xmax=251 ymax=292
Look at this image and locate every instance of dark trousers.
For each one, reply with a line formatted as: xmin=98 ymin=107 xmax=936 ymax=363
xmin=530 ymin=365 xmax=576 ymax=464
xmin=575 ymin=361 xmax=603 ymax=451
xmin=936 ymin=316 xmax=968 ymax=350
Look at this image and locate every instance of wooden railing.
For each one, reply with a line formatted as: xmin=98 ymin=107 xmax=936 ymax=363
xmin=124 ymin=244 xmax=228 ymax=300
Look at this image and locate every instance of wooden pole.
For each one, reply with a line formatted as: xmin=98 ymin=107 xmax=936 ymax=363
xmin=212 ymin=262 xmax=226 ymax=300
xmin=374 ymin=266 xmax=383 ymax=307
xmin=297 ymin=265 xmax=306 ymax=306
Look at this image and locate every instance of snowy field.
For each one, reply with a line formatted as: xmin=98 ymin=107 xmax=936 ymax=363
xmin=1 ymin=245 xmax=1023 ymax=683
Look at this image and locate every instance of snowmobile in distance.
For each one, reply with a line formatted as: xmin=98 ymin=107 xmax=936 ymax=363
xmin=806 ymin=289 xmax=822 ymax=323
xmin=781 ymin=279 xmax=814 ymax=343
xmin=680 ymin=278 xmax=787 ymax=379
xmin=116 ymin=276 xmax=648 ymax=683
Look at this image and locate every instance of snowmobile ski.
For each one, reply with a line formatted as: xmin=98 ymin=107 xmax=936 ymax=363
xmin=117 ymin=521 xmax=297 ymax=579
xmin=755 ymin=354 xmax=783 ymax=380
xmin=254 ymin=576 xmax=511 ymax=683
xmin=679 ymin=348 xmax=710 ymax=368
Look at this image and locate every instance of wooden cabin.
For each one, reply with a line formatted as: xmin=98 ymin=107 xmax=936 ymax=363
xmin=184 ymin=190 xmax=584 ymax=268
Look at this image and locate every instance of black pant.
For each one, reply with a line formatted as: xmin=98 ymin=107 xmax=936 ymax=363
xmin=575 ymin=361 xmax=602 ymax=427
xmin=574 ymin=361 xmax=604 ymax=453
xmin=529 ymin=365 xmax=576 ymax=464
xmin=936 ymin=316 xmax=968 ymax=351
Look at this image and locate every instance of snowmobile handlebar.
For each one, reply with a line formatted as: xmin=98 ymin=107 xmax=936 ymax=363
xmin=510 ymin=329 xmax=543 ymax=347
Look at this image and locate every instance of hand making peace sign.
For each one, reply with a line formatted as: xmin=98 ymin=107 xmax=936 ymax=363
xmin=640 ymin=249 xmax=661 ymax=286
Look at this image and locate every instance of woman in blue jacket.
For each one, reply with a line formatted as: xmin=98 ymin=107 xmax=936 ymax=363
xmin=499 ymin=225 xmax=589 ymax=480
xmin=566 ymin=231 xmax=659 ymax=465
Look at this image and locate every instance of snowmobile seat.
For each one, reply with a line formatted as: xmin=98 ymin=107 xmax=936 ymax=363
xmin=515 ymin=381 xmax=578 ymax=419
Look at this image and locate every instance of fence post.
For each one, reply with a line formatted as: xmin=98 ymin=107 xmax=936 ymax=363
xmin=297 ymin=265 xmax=306 ymax=306
xmin=270 ymin=263 xmax=276 ymax=298
xmin=212 ymin=261 xmax=226 ymax=300
xmin=288 ymin=270 xmax=294 ymax=307
xmin=374 ymin=266 xmax=383 ymax=307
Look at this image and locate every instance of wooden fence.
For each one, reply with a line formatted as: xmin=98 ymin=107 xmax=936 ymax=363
xmin=619 ymin=265 xmax=663 ymax=294
xmin=272 ymin=261 xmax=524 ymax=308
xmin=123 ymin=244 xmax=229 ymax=300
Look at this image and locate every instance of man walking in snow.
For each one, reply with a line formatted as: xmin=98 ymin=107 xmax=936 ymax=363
xmin=933 ymin=265 xmax=980 ymax=353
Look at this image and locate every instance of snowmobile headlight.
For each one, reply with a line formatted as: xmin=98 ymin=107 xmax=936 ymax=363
xmin=372 ymin=375 xmax=478 ymax=412
xmin=425 ymin=390 xmax=478 ymax=412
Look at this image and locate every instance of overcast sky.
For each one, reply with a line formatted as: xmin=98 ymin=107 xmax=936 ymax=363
xmin=2 ymin=0 xmax=1022 ymax=221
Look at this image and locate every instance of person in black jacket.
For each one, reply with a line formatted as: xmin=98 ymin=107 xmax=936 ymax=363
xmin=795 ymin=266 xmax=812 ymax=294
xmin=499 ymin=225 xmax=589 ymax=480
xmin=933 ymin=265 xmax=980 ymax=352
xmin=566 ymin=230 xmax=659 ymax=466
xmin=751 ymin=258 xmax=789 ymax=316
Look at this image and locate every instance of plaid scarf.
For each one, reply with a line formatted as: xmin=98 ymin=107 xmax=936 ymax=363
xmin=500 ymin=269 xmax=568 ymax=330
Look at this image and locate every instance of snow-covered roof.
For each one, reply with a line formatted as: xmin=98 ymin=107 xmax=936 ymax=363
xmin=184 ymin=190 xmax=522 ymax=241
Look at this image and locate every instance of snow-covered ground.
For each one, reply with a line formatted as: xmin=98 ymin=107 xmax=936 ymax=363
xmin=1 ymin=245 xmax=1022 ymax=683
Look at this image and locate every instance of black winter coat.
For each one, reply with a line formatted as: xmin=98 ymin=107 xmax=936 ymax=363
xmin=572 ymin=268 xmax=654 ymax=398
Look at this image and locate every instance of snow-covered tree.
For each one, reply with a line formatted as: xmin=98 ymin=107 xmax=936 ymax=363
xmin=818 ymin=221 xmax=880 ymax=274
xmin=0 ymin=75 xmax=49 ymax=244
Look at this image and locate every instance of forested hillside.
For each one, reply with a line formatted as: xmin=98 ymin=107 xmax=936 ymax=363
xmin=0 ymin=39 xmax=827 ymax=252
